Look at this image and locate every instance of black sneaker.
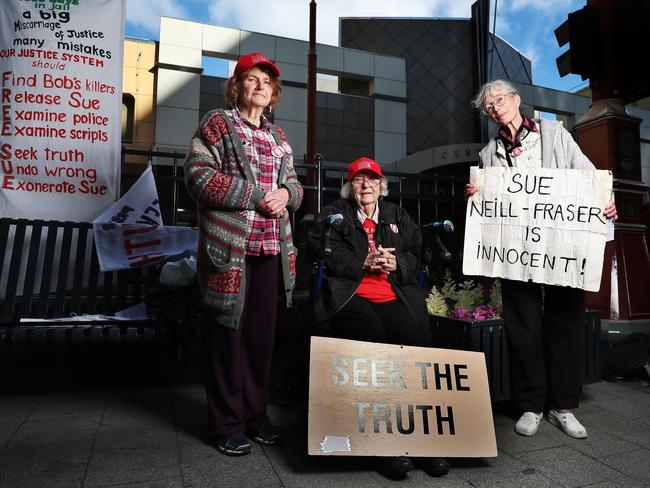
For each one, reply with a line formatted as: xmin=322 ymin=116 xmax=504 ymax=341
xmin=216 ymin=433 xmax=252 ymax=456
xmin=420 ymin=457 xmax=450 ymax=477
xmin=378 ymin=456 xmax=414 ymax=479
xmin=250 ymin=421 xmax=281 ymax=445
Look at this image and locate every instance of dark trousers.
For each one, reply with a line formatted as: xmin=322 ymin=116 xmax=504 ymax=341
xmin=331 ymin=295 xmax=429 ymax=347
xmin=204 ymin=254 xmax=280 ymax=439
xmin=502 ymin=279 xmax=585 ymax=412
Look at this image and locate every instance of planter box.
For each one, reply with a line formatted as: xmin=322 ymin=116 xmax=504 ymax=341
xmin=430 ymin=311 xmax=602 ymax=403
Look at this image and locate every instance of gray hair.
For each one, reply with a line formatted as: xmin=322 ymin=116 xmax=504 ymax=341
xmin=340 ymin=179 xmax=389 ymax=199
xmin=472 ymin=79 xmax=519 ymax=110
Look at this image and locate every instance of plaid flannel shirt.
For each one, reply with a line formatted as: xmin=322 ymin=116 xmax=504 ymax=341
xmin=229 ymin=108 xmax=283 ymax=255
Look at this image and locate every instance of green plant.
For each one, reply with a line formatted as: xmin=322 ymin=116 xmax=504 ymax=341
xmin=426 ymin=286 xmax=448 ymax=317
xmin=454 ymin=280 xmax=483 ymax=310
xmin=426 ymin=271 xmax=502 ymax=321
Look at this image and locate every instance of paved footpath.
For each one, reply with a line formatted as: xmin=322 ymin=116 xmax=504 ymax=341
xmin=1 ymin=380 xmax=649 ymax=487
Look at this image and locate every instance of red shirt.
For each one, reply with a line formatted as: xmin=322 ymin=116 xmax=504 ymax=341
xmin=356 ymin=218 xmax=397 ymax=303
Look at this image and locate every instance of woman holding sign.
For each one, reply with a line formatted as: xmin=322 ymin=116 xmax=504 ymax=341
xmin=310 ymin=157 xmax=450 ymax=479
xmin=184 ymin=52 xmax=303 ymax=456
xmin=466 ymin=79 xmax=617 ymax=439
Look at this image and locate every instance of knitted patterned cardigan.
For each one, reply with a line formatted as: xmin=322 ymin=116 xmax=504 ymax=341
xmin=184 ymin=109 xmax=303 ymax=329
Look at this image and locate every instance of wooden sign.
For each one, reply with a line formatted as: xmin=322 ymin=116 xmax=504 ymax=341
xmin=308 ymin=337 xmax=497 ymax=458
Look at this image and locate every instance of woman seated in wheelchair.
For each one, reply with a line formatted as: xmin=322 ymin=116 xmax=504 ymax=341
xmin=309 ymin=157 xmax=449 ymax=480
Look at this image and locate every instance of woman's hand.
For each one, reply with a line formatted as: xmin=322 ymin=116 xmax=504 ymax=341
xmin=363 ymin=251 xmax=382 ymax=272
xmin=604 ymin=201 xmax=617 ymax=220
xmin=464 ymin=183 xmax=479 ymax=199
xmin=376 ymin=246 xmax=397 ymax=273
xmin=256 ymin=188 xmax=289 ymax=218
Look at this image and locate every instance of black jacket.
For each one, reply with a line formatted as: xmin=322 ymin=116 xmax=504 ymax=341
xmin=309 ymin=198 xmax=428 ymax=330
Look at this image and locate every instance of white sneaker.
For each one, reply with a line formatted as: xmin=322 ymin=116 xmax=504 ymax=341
xmin=547 ymin=409 xmax=587 ymax=439
xmin=515 ymin=411 xmax=543 ymax=436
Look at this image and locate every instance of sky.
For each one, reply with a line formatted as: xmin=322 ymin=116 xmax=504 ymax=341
xmin=124 ymin=0 xmax=589 ymax=93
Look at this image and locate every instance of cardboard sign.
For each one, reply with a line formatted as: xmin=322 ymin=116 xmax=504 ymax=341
xmin=463 ymin=167 xmax=612 ymax=291
xmin=308 ymin=337 xmax=497 ymax=458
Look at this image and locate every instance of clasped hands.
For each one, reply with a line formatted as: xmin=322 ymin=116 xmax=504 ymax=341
xmin=363 ymin=246 xmax=397 ymax=274
xmin=256 ymin=187 xmax=289 ymax=218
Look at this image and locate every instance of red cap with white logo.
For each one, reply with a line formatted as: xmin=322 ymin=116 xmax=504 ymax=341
xmin=347 ymin=157 xmax=383 ymax=180
xmin=235 ymin=52 xmax=280 ymax=78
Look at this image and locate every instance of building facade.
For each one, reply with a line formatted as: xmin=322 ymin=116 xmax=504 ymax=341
xmin=119 ymin=16 xmax=650 ymax=200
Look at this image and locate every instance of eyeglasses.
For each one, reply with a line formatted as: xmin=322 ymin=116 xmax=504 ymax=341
xmin=482 ymin=93 xmax=513 ymax=115
xmin=351 ymin=175 xmax=381 ymax=185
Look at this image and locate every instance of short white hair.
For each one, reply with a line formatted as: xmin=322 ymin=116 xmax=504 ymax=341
xmin=472 ymin=79 xmax=519 ymax=110
xmin=340 ymin=179 xmax=389 ymax=199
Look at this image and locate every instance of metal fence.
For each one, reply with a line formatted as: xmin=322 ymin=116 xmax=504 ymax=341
xmin=121 ymin=148 xmax=469 ymax=289
xmin=121 ymin=148 xmax=468 ymax=232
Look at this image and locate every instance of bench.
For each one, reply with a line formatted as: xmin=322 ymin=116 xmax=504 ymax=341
xmin=0 ymin=217 xmax=189 ymax=345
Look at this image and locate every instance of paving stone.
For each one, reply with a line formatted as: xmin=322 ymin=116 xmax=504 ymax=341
xmin=0 ymin=439 xmax=90 ymax=485
xmin=572 ymin=396 xmax=607 ymax=415
xmin=0 ymin=475 xmax=83 ymax=487
xmin=181 ymin=446 xmax=281 ymax=488
xmin=177 ymin=428 xmax=217 ymax=462
xmin=371 ymin=470 xmax=474 ymax=488
xmin=584 ymin=381 xmax=636 ymax=396
xmin=170 ymin=391 xmax=207 ymax=432
xmin=588 ymin=395 xmax=650 ymax=419
xmin=273 ymin=467 xmax=380 ymax=488
xmin=1 ymin=370 xmax=649 ymax=488
xmin=8 ymin=415 xmax=99 ymax=445
xmin=83 ymin=447 xmax=182 ymax=487
xmin=456 ymin=472 xmax=559 ymax=488
xmin=263 ymin=442 xmax=381 ymax=488
xmin=572 ymin=411 xmax=649 ymax=437
xmin=0 ymin=421 xmax=21 ymax=449
xmin=0 ymin=394 xmax=39 ymax=424
xmin=624 ymin=428 xmax=650 ymax=450
xmin=451 ymin=451 xmax=558 ymax=487
xmin=93 ymin=423 xmax=178 ymax=452
xmin=495 ymin=424 xmax=563 ymax=457
xmin=599 ymin=448 xmax=650 ymax=483
xmin=28 ymin=390 xmax=107 ymax=421
xmin=101 ymin=387 xmax=174 ymax=425
xmin=612 ymin=387 xmax=650 ymax=407
xmin=99 ymin=394 xmax=174 ymax=428
xmin=579 ymin=480 xmax=648 ymax=488
xmin=539 ymin=423 xmax=639 ymax=459
xmin=91 ymin=478 xmax=184 ymax=487
xmin=517 ymin=446 xmax=630 ymax=487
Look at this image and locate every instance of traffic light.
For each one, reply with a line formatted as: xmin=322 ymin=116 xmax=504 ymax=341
xmin=614 ymin=0 xmax=650 ymax=104
xmin=554 ymin=5 xmax=602 ymax=80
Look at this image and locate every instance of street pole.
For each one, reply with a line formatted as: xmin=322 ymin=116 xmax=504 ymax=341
xmin=575 ymin=0 xmax=650 ymax=322
xmin=306 ymin=0 xmax=317 ymax=199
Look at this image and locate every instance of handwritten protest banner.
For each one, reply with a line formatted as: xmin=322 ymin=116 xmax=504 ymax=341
xmin=0 ymin=0 xmax=125 ymax=221
xmin=308 ymin=337 xmax=497 ymax=458
xmin=463 ymin=167 xmax=612 ymax=291
xmin=93 ymin=166 xmax=198 ymax=271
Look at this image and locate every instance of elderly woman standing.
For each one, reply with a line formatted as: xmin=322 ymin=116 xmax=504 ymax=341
xmin=466 ymin=79 xmax=616 ymax=440
xmin=311 ymin=157 xmax=449 ymax=480
xmin=184 ymin=52 xmax=303 ymax=456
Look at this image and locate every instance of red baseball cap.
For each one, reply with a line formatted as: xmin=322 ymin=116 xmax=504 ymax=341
xmin=347 ymin=157 xmax=383 ymax=180
xmin=235 ymin=52 xmax=280 ymax=78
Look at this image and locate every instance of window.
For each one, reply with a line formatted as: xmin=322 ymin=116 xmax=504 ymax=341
xmin=122 ymin=94 xmax=135 ymax=143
